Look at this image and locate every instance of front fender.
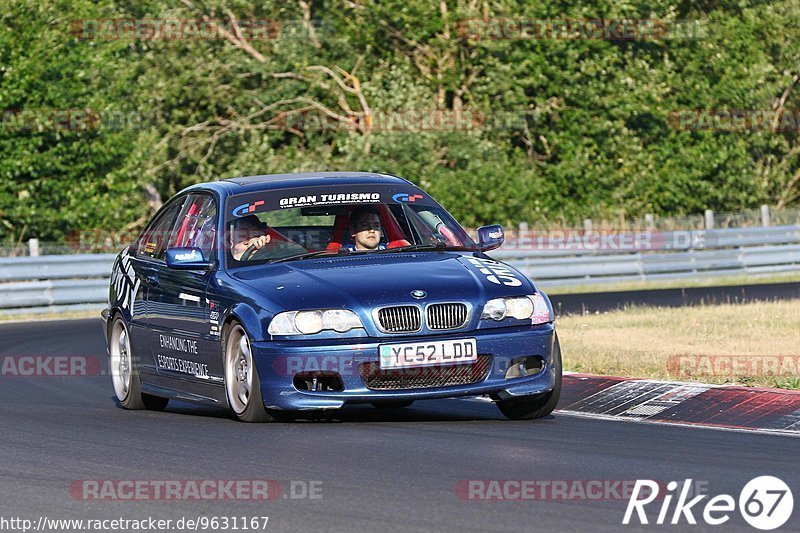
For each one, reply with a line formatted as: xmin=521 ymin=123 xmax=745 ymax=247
xmin=226 ymin=302 xmax=269 ymax=341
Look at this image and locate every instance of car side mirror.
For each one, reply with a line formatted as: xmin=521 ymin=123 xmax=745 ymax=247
xmin=165 ymin=247 xmax=212 ymax=270
xmin=476 ymin=225 xmax=505 ymax=251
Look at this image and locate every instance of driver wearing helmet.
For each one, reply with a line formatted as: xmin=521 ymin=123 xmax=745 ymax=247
xmin=230 ymin=215 xmax=271 ymax=261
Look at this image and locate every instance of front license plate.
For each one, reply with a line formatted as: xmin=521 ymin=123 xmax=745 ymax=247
xmin=379 ymin=338 xmax=477 ymax=369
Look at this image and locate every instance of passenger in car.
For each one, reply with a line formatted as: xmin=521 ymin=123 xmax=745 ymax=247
xmin=344 ymin=206 xmax=386 ymax=251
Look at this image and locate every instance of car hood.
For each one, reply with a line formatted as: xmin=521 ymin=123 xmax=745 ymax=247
xmin=230 ymin=252 xmax=536 ymax=310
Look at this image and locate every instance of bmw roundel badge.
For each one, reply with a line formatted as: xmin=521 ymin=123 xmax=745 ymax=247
xmin=411 ymin=290 xmax=427 ymax=299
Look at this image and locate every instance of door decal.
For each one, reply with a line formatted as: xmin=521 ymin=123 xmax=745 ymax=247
xmin=111 ymin=247 xmax=141 ymax=314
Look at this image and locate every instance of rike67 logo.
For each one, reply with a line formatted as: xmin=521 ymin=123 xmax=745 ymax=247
xmin=624 ymin=476 xmax=794 ymax=530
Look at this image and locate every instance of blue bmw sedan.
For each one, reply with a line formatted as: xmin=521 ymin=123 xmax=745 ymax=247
xmin=103 ymin=172 xmax=561 ymax=422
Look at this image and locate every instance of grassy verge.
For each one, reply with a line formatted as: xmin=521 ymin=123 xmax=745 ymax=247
xmin=0 ymin=310 xmax=101 ymax=322
xmin=542 ymin=270 xmax=800 ymax=295
xmin=557 ymin=300 xmax=800 ymax=390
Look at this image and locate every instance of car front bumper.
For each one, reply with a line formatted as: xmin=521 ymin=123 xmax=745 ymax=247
xmin=251 ymin=324 xmax=558 ymax=411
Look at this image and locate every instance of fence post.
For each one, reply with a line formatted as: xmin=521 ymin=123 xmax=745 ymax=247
xmin=704 ymin=210 xmax=714 ymax=229
xmin=28 ymin=238 xmax=40 ymax=257
xmin=760 ymin=205 xmax=770 ymax=227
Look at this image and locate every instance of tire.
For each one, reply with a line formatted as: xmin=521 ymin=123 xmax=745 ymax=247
xmin=109 ymin=315 xmax=169 ymax=411
xmin=371 ymin=400 xmax=414 ymax=409
xmin=143 ymin=394 xmax=169 ymax=411
xmin=496 ymin=332 xmax=562 ymax=421
xmin=223 ymin=321 xmax=274 ymax=422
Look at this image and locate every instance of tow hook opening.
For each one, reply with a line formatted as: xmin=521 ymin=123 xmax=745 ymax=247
xmin=293 ymin=371 xmax=345 ymax=392
xmin=504 ymin=356 xmax=544 ymax=379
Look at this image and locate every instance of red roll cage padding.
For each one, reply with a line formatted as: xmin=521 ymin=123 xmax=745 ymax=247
xmin=324 ymin=214 xmax=349 ymax=252
xmin=325 ymin=205 xmax=410 ymax=251
xmin=438 ymin=224 xmax=460 ymax=247
xmin=174 ymin=199 xmax=200 ymax=247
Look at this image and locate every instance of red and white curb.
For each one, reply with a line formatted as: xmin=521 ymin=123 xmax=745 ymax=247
xmin=556 ymin=373 xmax=800 ymax=435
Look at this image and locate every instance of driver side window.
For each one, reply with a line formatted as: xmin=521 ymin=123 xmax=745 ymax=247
xmin=166 ymin=193 xmax=217 ymax=260
xmin=135 ymin=199 xmax=185 ymax=260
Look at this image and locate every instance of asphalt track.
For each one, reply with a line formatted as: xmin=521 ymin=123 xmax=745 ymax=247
xmin=549 ymin=281 xmax=800 ymax=314
xmin=1 ymin=319 xmax=798 ymax=532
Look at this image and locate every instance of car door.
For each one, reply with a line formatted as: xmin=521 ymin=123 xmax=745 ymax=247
xmin=144 ymin=193 xmax=223 ymax=392
xmin=127 ymin=197 xmax=186 ymax=377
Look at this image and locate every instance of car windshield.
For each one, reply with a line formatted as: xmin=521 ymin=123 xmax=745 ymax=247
xmin=224 ymin=187 xmax=477 ymax=267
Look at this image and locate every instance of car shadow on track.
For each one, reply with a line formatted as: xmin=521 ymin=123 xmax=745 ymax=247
xmin=114 ymin=396 xmax=559 ymax=424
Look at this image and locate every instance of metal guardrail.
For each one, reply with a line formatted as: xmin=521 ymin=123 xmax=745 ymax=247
xmin=0 ymin=253 xmax=115 ymax=283
xmin=494 ymin=225 xmax=800 ymax=287
xmin=492 ymin=225 xmax=800 ymax=257
xmin=1 ymin=226 xmax=799 ymax=312
xmin=510 ymin=245 xmax=800 ymax=288
xmin=0 ymin=254 xmax=114 ymax=310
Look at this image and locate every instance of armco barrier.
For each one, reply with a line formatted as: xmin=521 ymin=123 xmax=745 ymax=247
xmin=494 ymin=225 xmax=800 ymax=287
xmin=0 ymin=226 xmax=799 ymax=311
xmin=0 ymin=254 xmax=114 ymax=310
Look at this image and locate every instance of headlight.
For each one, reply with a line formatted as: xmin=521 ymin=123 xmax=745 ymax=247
xmin=321 ymin=309 xmax=362 ymax=332
xmin=268 ymin=309 xmax=364 ymax=335
xmin=295 ymin=311 xmax=324 ymax=334
xmin=482 ymin=298 xmax=507 ymax=321
xmin=506 ymin=297 xmax=534 ymax=319
xmin=481 ymin=294 xmax=552 ymax=325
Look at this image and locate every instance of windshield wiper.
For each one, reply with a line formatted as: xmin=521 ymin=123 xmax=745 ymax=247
xmin=273 ymin=243 xmax=474 ymax=262
xmin=375 ymin=242 xmax=476 ymax=254
xmin=271 ymin=248 xmax=351 ymax=263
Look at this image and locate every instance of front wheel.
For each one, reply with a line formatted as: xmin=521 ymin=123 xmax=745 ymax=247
xmin=496 ymin=333 xmax=562 ymax=421
xmin=223 ymin=322 xmax=274 ymax=422
xmin=109 ymin=315 xmax=168 ymax=411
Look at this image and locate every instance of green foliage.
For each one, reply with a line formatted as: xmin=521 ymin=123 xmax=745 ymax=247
xmin=1 ymin=0 xmax=800 ymax=241
xmin=0 ymin=0 xmax=144 ymax=241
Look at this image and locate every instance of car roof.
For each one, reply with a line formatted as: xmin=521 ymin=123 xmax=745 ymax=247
xmin=184 ymin=172 xmax=415 ymax=197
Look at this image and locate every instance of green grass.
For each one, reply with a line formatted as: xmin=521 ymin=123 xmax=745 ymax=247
xmin=543 ymin=270 xmax=800 ymax=295
xmin=0 ymin=310 xmax=100 ymax=322
xmin=557 ymin=300 xmax=800 ymax=389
